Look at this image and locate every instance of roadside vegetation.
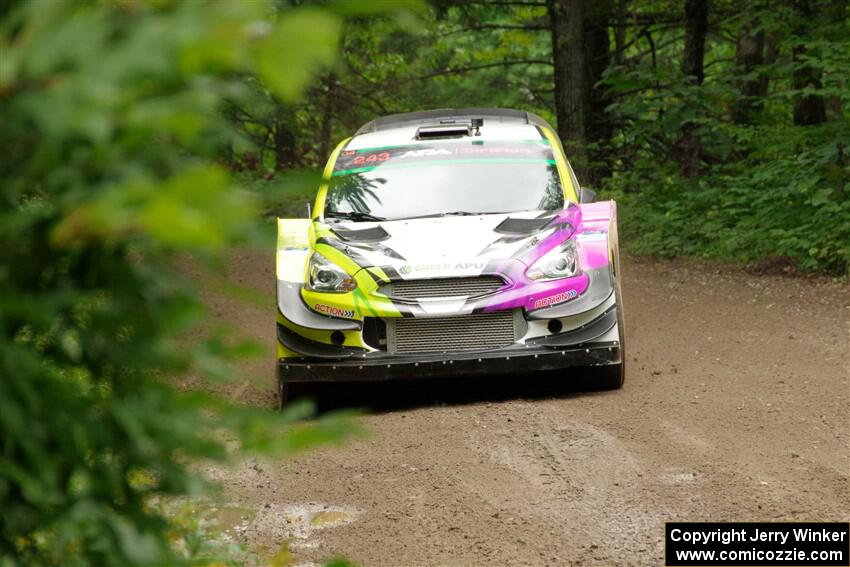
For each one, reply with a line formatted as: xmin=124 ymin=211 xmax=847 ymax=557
xmin=0 ymin=2 xmax=371 ymax=565
xmin=0 ymin=0 xmax=847 ymax=566
xmin=234 ymin=0 xmax=849 ymax=274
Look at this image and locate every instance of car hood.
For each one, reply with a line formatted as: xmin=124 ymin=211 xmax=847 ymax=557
xmin=324 ymin=209 xmax=578 ymax=280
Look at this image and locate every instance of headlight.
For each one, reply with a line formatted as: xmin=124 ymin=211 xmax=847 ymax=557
xmin=527 ymin=239 xmax=579 ymax=280
xmin=306 ymin=252 xmax=357 ymax=293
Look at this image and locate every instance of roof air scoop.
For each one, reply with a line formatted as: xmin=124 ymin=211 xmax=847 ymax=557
xmin=414 ymin=118 xmax=483 ymax=140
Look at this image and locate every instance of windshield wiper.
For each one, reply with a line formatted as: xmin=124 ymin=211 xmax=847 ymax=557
xmin=325 ymin=211 xmax=386 ymax=223
xmin=397 ymin=210 xmax=508 ymax=221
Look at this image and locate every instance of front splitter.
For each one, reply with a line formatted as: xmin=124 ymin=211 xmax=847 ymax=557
xmin=278 ymin=341 xmax=620 ymax=383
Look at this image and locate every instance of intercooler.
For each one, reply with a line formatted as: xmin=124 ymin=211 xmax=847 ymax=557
xmin=386 ymin=310 xmax=525 ymax=354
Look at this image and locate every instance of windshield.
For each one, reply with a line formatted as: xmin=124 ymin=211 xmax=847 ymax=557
xmin=324 ymin=140 xmax=564 ymax=221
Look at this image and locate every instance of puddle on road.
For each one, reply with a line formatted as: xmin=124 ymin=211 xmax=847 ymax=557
xmin=207 ymin=504 xmax=257 ymax=535
xmin=192 ymin=462 xmax=359 ymax=565
xmin=165 ymin=497 xmax=358 ymax=566
xmin=220 ymin=502 xmax=359 ymax=566
xmin=310 ymin=510 xmax=354 ymax=527
xmin=659 ymin=469 xmax=699 ymax=485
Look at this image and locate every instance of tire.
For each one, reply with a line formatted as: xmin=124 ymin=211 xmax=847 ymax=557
xmin=595 ymin=359 xmax=624 ymax=390
xmin=278 ymin=380 xmax=307 ymax=408
xmin=595 ymin=261 xmax=625 ymax=391
xmin=278 ymin=380 xmax=289 ymax=409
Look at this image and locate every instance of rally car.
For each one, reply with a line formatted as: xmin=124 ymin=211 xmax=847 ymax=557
xmin=275 ymin=108 xmax=624 ymax=404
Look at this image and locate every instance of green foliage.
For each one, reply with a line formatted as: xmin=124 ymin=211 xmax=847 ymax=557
xmin=0 ymin=1 xmax=357 ymax=565
xmin=601 ymin=1 xmax=850 ymax=274
xmin=230 ymin=0 xmax=849 ymax=273
xmin=257 ymin=9 xmax=342 ymax=103
xmin=607 ymin=122 xmax=850 ymax=272
xmin=223 ymin=1 xmax=554 ymax=172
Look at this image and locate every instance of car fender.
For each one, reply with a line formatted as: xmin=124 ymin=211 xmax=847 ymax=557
xmin=527 ymin=200 xmax=620 ymax=319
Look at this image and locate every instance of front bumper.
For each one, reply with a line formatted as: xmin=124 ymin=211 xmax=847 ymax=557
xmin=277 ymin=302 xmax=621 ymax=383
xmin=277 ymin=260 xmax=622 ymax=383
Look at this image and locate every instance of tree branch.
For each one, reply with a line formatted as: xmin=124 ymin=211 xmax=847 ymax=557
xmin=704 ymin=56 xmax=735 ymax=70
xmin=460 ymin=1 xmax=547 ymax=6
xmin=373 ymin=60 xmax=554 ymax=92
xmin=335 ymin=84 xmax=390 ymax=115
xmin=438 ymin=23 xmax=549 ymax=37
xmin=624 ymin=33 xmax=686 ymax=66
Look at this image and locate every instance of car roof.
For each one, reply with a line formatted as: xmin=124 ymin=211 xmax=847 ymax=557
xmin=346 ymin=108 xmax=557 ymax=151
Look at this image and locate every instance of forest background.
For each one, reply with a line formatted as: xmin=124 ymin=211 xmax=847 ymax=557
xmin=1 ymin=0 xmax=847 ymax=566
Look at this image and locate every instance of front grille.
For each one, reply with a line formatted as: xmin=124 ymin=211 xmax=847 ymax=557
xmin=388 ymin=311 xmax=518 ymax=354
xmin=382 ymin=276 xmax=505 ymax=300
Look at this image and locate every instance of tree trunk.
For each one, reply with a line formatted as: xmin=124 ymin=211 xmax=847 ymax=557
xmin=547 ymin=0 xmax=612 ymax=184
xmin=318 ymin=74 xmax=336 ymax=166
xmin=681 ymin=0 xmax=708 ymax=83
xmin=613 ymin=0 xmax=627 ymax=66
xmin=679 ymin=0 xmax=708 ymax=179
xmin=732 ymin=18 xmax=766 ymax=124
xmin=273 ymin=106 xmax=300 ymax=171
xmin=824 ymin=0 xmax=847 ymax=119
xmin=792 ymin=0 xmax=827 ymax=125
xmin=548 ymin=0 xmax=588 ymax=175
xmin=585 ymin=0 xmax=613 ymax=146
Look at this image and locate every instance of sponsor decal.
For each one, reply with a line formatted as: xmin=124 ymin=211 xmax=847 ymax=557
xmin=351 ymin=151 xmax=391 ymax=165
xmin=396 ymin=148 xmax=453 ymax=159
xmin=313 ymin=304 xmax=355 ymax=318
xmin=458 ymin=146 xmax=538 ymax=156
xmin=532 ymin=289 xmax=578 ymax=309
xmin=399 ymin=261 xmax=485 ymax=273
xmin=576 ymin=230 xmax=607 ymax=240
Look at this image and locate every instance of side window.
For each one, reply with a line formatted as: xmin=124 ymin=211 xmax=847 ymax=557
xmin=541 ymin=127 xmax=581 ymax=202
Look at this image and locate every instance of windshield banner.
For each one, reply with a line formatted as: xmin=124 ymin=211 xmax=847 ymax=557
xmin=333 ymin=141 xmax=556 ymax=176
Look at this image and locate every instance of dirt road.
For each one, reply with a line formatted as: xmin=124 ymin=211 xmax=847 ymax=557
xmin=198 ymin=250 xmax=849 ymax=566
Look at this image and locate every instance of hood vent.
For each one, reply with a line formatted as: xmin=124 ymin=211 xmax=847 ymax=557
xmin=494 ymin=216 xmax=555 ymax=235
xmin=331 ymin=225 xmax=389 ymax=242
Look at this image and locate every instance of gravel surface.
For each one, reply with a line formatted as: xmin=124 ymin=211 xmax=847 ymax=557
xmin=193 ymin=250 xmax=849 ymax=566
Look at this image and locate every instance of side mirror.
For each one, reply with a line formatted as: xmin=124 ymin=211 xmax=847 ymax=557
xmin=579 ymin=187 xmax=597 ymax=204
xmin=304 ymin=202 xmax=313 ymax=219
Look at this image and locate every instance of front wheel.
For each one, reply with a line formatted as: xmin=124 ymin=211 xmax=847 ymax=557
xmin=595 ymin=359 xmax=624 ymax=390
xmin=595 ymin=270 xmax=625 ymax=390
xmin=278 ymin=380 xmax=308 ymax=409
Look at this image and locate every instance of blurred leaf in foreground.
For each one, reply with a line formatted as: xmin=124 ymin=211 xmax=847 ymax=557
xmin=0 ymin=1 xmax=361 ymax=565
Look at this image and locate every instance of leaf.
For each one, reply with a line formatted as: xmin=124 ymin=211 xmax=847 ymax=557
xmin=256 ymin=9 xmax=341 ymax=102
